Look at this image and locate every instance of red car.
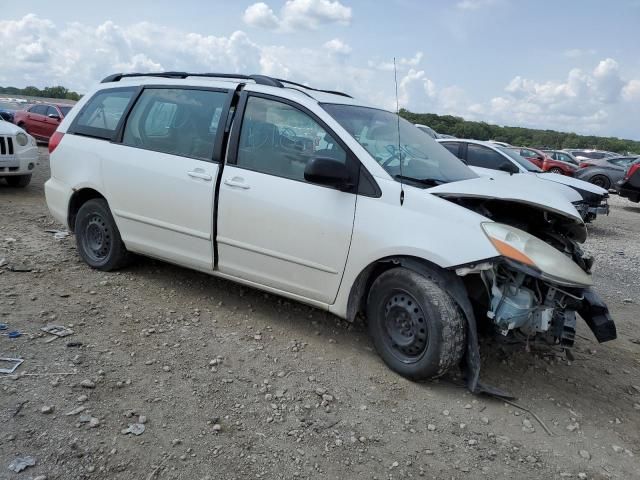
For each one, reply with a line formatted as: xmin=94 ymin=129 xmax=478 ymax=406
xmin=509 ymin=146 xmax=577 ymax=176
xmin=13 ymin=103 xmax=73 ymax=142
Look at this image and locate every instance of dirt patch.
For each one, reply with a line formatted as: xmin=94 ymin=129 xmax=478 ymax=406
xmin=1 ymin=150 xmax=639 ymax=479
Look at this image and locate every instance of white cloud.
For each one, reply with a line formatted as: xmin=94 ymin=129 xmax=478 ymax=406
xmin=478 ymin=58 xmax=640 ymax=136
xmin=1 ymin=15 xmax=638 ymax=139
xmin=243 ymin=2 xmax=279 ymax=29
xmin=242 ymin=0 xmax=352 ymax=31
xmin=323 ymin=38 xmax=352 ymax=56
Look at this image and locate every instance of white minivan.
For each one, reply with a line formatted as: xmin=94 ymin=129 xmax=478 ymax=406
xmin=45 ymin=73 xmax=616 ymax=394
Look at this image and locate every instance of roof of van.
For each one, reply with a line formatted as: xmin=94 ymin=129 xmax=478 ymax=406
xmin=99 ymin=72 xmax=365 ymax=107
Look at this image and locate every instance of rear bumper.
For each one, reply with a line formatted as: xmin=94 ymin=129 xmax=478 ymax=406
xmin=578 ymin=289 xmax=616 ymax=343
xmin=617 ymin=181 xmax=640 ymax=202
xmin=44 ymin=177 xmax=71 ymax=227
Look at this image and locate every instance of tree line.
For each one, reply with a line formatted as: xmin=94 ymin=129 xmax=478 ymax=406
xmin=0 ymin=85 xmax=82 ymax=101
xmin=400 ymin=109 xmax=640 ymax=154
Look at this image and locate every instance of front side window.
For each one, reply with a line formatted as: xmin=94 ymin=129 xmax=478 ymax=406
xmin=497 ymin=146 xmax=542 ymax=172
xmin=467 ymin=144 xmax=508 ymax=170
xmin=441 ymin=141 xmax=461 ymax=158
xmin=123 ymin=88 xmax=228 ymax=161
xmin=322 ymin=104 xmax=476 ymax=187
xmin=236 ymin=96 xmax=346 ymax=182
xmin=71 ymin=88 xmax=136 ymax=140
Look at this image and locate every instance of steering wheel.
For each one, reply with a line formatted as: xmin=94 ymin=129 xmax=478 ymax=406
xmin=382 ymin=152 xmax=401 ymax=167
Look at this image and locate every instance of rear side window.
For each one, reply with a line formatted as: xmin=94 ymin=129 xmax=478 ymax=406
xmin=467 ymin=144 xmax=506 ymax=169
xmin=46 ymin=106 xmax=59 ymax=117
xmin=122 ymin=88 xmax=229 ymax=161
xmin=70 ymin=87 xmax=137 ymax=140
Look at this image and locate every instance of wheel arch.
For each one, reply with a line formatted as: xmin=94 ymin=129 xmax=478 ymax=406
xmin=345 ymin=254 xmax=496 ymax=396
xmin=346 ymin=255 xmax=459 ymax=323
xmin=67 ymin=187 xmax=107 ymax=232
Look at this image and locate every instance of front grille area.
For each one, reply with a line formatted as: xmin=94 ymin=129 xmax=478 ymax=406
xmin=0 ymin=136 xmax=15 ymax=155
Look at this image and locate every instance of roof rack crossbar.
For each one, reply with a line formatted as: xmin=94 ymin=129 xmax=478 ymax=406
xmin=99 ymin=72 xmax=352 ymax=98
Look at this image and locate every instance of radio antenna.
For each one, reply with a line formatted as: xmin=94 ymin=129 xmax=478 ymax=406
xmin=393 ymin=57 xmax=405 ymax=206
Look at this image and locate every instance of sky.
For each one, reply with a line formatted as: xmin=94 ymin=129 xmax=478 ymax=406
xmin=1 ymin=0 xmax=639 ymax=139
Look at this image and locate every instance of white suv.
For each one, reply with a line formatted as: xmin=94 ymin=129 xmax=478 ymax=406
xmin=0 ymin=119 xmax=38 ymax=187
xmin=45 ymin=72 xmax=616 ymax=394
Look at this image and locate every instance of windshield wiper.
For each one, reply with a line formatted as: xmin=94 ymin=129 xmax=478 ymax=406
xmin=394 ymin=175 xmax=444 ymax=187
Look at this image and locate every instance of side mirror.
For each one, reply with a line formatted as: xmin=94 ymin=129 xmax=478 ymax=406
xmin=304 ymin=157 xmax=352 ymax=191
xmin=498 ymin=162 xmax=518 ymax=174
xmin=48 ymin=114 xmax=61 ymax=120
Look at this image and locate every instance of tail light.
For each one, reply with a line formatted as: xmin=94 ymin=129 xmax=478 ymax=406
xmin=624 ymin=163 xmax=640 ymax=181
xmin=579 ymin=162 xmax=590 ymax=168
xmin=48 ymin=131 xmax=64 ymax=153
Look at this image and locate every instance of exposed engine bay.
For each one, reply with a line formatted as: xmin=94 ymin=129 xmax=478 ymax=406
xmin=447 ymin=197 xmax=616 ymax=348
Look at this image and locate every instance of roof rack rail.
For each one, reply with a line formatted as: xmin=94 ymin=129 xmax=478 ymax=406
xmin=100 ymin=72 xmax=283 ymax=87
xmin=99 ymin=72 xmax=350 ymax=97
xmin=276 ymin=79 xmax=352 ymax=98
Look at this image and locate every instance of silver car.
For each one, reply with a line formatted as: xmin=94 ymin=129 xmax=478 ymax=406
xmin=575 ymin=156 xmax=638 ymax=190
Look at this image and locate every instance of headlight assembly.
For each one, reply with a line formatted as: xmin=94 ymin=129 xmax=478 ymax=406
xmin=16 ymin=132 xmax=28 ymax=146
xmin=482 ymin=222 xmax=593 ymax=287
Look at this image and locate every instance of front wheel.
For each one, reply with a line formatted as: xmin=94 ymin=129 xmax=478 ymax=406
xmin=5 ymin=175 xmax=31 ymax=187
xmin=75 ymin=198 xmax=130 ymax=271
xmin=366 ymin=268 xmax=466 ymax=380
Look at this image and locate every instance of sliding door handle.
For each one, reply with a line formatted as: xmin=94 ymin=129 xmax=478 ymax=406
xmin=187 ymin=170 xmax=212 ymax=181
xmin=223 ymin=177 xmax=250 ymax=189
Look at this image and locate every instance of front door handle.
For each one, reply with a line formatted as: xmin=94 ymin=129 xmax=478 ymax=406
xmin=187 ymin=170 xmax=212 ymax=181
xmin=223 ymin=177 xmax=250 ymax=189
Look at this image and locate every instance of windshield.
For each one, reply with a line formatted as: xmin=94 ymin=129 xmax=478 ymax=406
xmin=497 ymin=146 xmax=542 ymax=172
xmin=322 ymin=104 xmax=477 ymax=186
xmin=59 ymin=106 xmax=72 ymax=116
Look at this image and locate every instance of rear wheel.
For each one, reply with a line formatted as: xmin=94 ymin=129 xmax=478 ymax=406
xmin=75 ymin=198 xmax=130 ymax=271
xmin=548 ymin=167 xmax=564 ymax=175
xmin=5 ymin=175 xmax=31 ymax=188
xmin=366 ymin=268 xmax=466 ymax=380
xmin=589 ymin=174 xmax=611 ymax=190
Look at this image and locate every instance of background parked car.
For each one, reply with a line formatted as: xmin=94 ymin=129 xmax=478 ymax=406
xmin=575 ymin=156 xmax=638 ymax=190
xmin=415 ymin=123 xmax=439 ymax=139
xmin=510 ymin=146 xmax=577 ymax=176
xmin=0 ymin=108 xmax=15 ymax=123
xmin=617 ymin=158 xmax=640 ymax=202
xmin=543 ymin=149 xmax=579 ymax=166
xmin=13 ymin=103 xmax=73 ymax=142
xmin=565 ymin=149 xmax=619 ymax=161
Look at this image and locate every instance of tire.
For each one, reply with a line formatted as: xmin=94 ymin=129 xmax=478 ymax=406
xmin=5 ymin=175 xmax=31 ymax=188
xmin=75 ymin=198 xmax=130 ymax=271
xmin=366 ymin=267 xmax=466 ymax=380
xmin=589 ymin=174 xmax=611 ymax=190
xmin=548 ymin=167 xmax=564 ymax=175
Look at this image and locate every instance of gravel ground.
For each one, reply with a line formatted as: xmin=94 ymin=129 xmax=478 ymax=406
xmin=1 ymin=149 xmax=639 ymax=480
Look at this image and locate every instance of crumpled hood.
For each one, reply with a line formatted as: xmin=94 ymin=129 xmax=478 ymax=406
xmin=428 ymin=175 xmax=585 ymax=224
xmin=0 ymin=120 xmax=26 ymax=135
xmin=534 ymin=172 xmax=608 ymax=196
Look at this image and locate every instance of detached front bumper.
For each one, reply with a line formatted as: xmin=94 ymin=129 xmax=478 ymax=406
xmin=573 ymin=196 xmax=609 ymax=222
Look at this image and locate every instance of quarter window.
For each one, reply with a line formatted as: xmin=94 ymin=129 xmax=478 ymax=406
xmin=71 ymin=88 xmax=136 ymax=140
xmin=466 ymin=144 xmax=507 ymax=169
xmin=236 ymin=96 xmax=346 ymax=182
xmin=123 ymin=88 xmax=228 ymax=161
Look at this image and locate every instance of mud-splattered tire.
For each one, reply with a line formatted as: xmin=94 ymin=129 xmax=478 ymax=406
xmin=75 ymin=198 xmax=130 ymax=271
xmin=367 ymin=267 xmax=466 ymax=380
xmin=5 ymin=175 xmax=31 ymax=187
